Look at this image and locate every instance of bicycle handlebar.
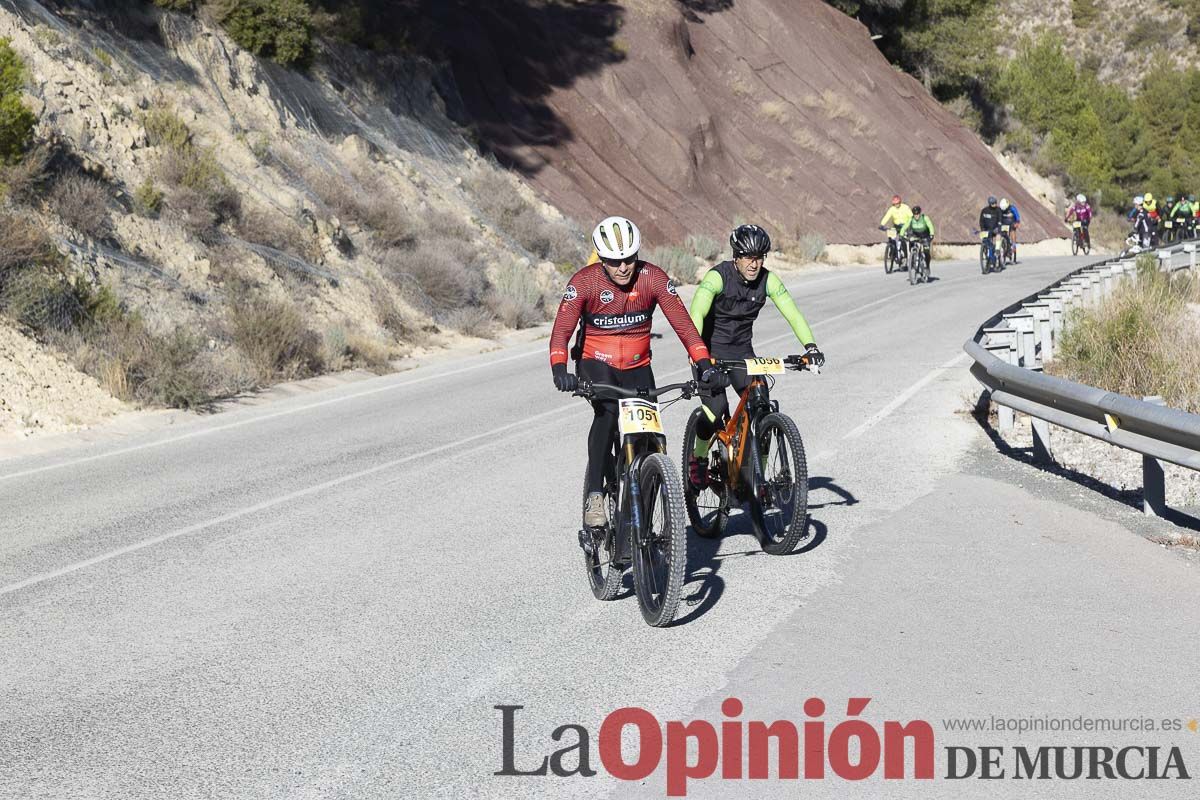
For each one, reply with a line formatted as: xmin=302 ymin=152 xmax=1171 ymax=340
xmin=713 ymin=355 xmax=816 ymax=373
xmin=573 ymin=380 xmax=698 ymax=401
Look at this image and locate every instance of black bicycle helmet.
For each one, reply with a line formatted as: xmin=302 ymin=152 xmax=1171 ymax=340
xmin=912 ymin=205 xmax=922 ymax=215
xmin=987 ymin=196 xmax=997 ymax=206
xmin=730 ymin=224 xmax=771 ymax=258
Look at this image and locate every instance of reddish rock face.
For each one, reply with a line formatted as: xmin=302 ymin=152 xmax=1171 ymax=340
xmin=446 ymin=0 xmax=1063 ymax=245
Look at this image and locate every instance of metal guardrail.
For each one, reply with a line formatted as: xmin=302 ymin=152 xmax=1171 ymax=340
xmin=963 ymin=242 xmax=1200 ymax=518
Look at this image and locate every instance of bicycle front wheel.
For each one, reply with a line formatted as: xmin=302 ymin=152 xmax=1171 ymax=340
xmin=682 ymin=407 xmax=728 ymax=538
xmin=750 ymin=413 xmax=809 ymax=555
xmin=1071 ymin=232 xmax=1079 ymax=256
xmin=632 ymin=453 xmax=688 ymax=627
xmin=979 ymin=244 xmax=988 ymax=274
xmin=581 ymin=465 xmax=623 ymax=600
xmin=883 ymin=243 xmax=893 ymax=274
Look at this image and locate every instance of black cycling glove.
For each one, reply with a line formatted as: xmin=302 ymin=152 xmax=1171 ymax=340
xmin=804 ymin=344 xmax=825 ymax=368
xmin=552 ymin=363 xmax=578 ymax=393
xmin=695 ymin=358 xmax=730 ymax=390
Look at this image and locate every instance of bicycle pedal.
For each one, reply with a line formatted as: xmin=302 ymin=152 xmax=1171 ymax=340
xmin=577 ymin=529 xmax=596 ymax=556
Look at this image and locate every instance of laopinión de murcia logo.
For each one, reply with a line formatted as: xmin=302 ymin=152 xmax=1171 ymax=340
xmin=494 ymin=700 xmax=1193 ymax=796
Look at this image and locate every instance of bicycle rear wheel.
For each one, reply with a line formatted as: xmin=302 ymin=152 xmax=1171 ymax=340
xmin=581 ymin=464 xmax=623 ymax=600
xmin=750 ymin=413 xmax=809 ymax=555
xmin=632 ymin=453 xmax=687 ymax=627
xmin=682 ymin=407 xmax=728 ymax=538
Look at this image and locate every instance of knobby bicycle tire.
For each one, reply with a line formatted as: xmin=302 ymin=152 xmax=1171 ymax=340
xmin=633 ymin=453 xmax=687 ymax=627
xmin=581 ymin=464 xmax=623 ymax=600
xmin=750 ymin=413 xmax=809 ymax=555
xmin=682 ymin=407 xmax=728 ymax=539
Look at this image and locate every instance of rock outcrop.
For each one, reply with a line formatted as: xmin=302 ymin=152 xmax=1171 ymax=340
xmin=446 ymin=0 xmax=1064 ymax=244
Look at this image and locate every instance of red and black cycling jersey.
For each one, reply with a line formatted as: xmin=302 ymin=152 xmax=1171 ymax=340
xmin=550 ymin=261 xmax=709 ymax=370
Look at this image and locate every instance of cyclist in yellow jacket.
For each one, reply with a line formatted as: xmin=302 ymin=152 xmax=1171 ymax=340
xmin=879 ymin=194 xmax=913 ymax=268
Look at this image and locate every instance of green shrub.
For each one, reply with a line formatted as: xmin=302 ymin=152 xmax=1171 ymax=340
xmin=153 ymin=0 xmax=196 ymax=10
xmin=0 ymin=37 xmax=26 ymax=96
xmin=0 ymin=92 xmax=35 ymax=166
xmin=214 ymin=0 xmax=314 ymax=67
xmin=143 ymin=106 xmax=191 ymax=151
xmin=133 ymin=179 xmax=164 ymax=217
xmin=1070 ymin=0 xmax=1099 ymax=27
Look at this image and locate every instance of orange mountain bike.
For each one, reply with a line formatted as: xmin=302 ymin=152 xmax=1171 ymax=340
xmin=681 ymin=355 xmax=816 ymax=555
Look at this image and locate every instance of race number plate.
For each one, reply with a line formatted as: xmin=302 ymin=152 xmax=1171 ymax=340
xmin=1000 ymin=224 xmax=1010 ymax=232
xmin=887 ymin=230 xmax=896 ymax=239
xmin=979 ymin=230 xmax=989 ymax=240
xmin=1072 ymin=221 xmax=1082 ymax=229
xmin=1165 ymin=220 xmax=1174 ymax=229
xmin=745 ymin=357 xmax=785 ymax=375
xmin=618 ymin=399 xmax=663 ymax=436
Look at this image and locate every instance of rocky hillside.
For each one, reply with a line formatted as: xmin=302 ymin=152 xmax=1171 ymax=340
xmin=0 ymin=0 xmax=582 ymax=429
xmin=1003 ymin=0 xmax=1200 ymax=91
xmin=441 ymin=0 xmax=1062 ymax=244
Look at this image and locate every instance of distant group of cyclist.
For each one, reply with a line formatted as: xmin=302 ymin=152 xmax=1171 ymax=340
xmin=1125 ymin=192 xmax=1200 ymax=250
xmin=878 ymin=193 xmax=1026 ymax=277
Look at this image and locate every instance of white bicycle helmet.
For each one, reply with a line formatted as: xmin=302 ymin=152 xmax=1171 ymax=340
xmin=592 ymin=216 xmax=641 ymax=261
xmin=1134 ymin=195 xmax=1144 ymax=206
xmin=999 ymin=198 xmax=1010 ymax=210
xmin=1076 ymin=193 xmax=1086 ymax=203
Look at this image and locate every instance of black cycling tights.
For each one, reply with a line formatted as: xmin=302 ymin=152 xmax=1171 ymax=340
xmin=694 ymin=367 xmax=753 ymax=444
xmin=579 ymin=360 xmax=655 ymax=494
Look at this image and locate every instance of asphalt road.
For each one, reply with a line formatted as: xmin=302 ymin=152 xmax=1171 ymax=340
xmin=3 ymin=254 xmax=1198 ymax=799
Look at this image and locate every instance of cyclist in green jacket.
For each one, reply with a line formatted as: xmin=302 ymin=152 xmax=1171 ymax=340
xmin=899 ymin=206 xmax=935 ymax=275
xmin=685 ymin=224 xmax=823 ymax=489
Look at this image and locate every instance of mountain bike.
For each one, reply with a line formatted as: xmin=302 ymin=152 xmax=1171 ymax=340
xmin=976 ymin=229 xmax=999 ymax=274
xmin=999 ymin=224 xmax=1015 ymax=266
xmin=1070 ymin=220 xmax=1090 ymax=255
xmin=1163 ymin=217 xmax=1177 ymax=244
xmin=575 ymin=379 xmax=696 ymax=627
xmin=681 ymin=355 xmax=815 ymax=556
xmin=906 ymin=235 xmax=931 ymax=285
xmin=879 ymin=225 xmax=907 ymax=274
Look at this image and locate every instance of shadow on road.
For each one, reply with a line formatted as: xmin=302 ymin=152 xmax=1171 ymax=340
xmin=672 ymin=475 xmax=849 ymax=625
xmin=969 ymin=391 xmax=1200 ymax=535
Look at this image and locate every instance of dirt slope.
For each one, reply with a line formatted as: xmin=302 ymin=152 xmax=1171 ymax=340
xmin=447 ymin=0 xmax=1063 ymax=244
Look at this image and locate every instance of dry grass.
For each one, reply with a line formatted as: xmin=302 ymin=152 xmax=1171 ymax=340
xmin=646 ymin=244 xmax=700 ymax=284
xmin=466 ymin=166 xmax=586 ymax=265
xmin=51 ymin=173 xmax=114 ymax=239
xmin=1050 ymin=268 xmax=1200 ymax=411
xmin=1089 ymin=209 xmax=1130 ymax=252
xmin=237 ymin=206 xmax=323 ymax=267
xmin=1 ymin=144 xmax=53 ymax=205
xmin=759 ymin=100 xmax=790 ymax=124
xmin=443 ymin=306 xmax=498 ymax=339
xmin=229 ymin=295 xmax=324 ymax=382
xmin=322 ymin=326 xmax=395 ymax=373
xmin=487 ymin=259 xmax=546 ymax=328
xmin=305 ymin=166 xmax=419 ymax=250
xmin=383 ymin=243 xmax=486 ymax=313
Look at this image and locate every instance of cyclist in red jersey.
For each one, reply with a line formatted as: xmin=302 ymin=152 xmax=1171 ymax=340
xmin=551 ymin=216 xmax=727 ymax=528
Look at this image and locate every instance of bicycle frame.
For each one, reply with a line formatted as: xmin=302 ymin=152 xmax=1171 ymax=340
xmin=712 ymin=373 xmax=777 ymax=500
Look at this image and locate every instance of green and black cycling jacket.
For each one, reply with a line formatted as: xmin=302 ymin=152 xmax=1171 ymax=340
xmin=688 ymin=261 xmax=815 ymax=352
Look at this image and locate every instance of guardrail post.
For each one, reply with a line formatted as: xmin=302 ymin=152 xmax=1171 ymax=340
xmin=1158 ymin=250 xmax=1172 ymax=274
xmin=1184 ymin=243 xmax=1195 ymax=271
xmin=983 ymin=342 xmax=1014 ymax=431
xmin=1031 ymin=416 xmax=1053 ymax=463
xmin=1024 ymin=303 xmax=1052 ymax=364
xmin=1003 ymin=312 xmax=1035 ymax=366
xmin=1087 ymin=272 xmax=1103 ymax=305
xmin=1142 ymin=396 xmax=1168 ymax=517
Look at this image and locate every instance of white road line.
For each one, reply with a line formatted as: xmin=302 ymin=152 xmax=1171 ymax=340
xmin=0 ymin=402 xmax=575 ymax=597
xmin=0 ymin=345 xmax=546 ymax=483
xmin=841 ymin=353 xmax=968 ymax=440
